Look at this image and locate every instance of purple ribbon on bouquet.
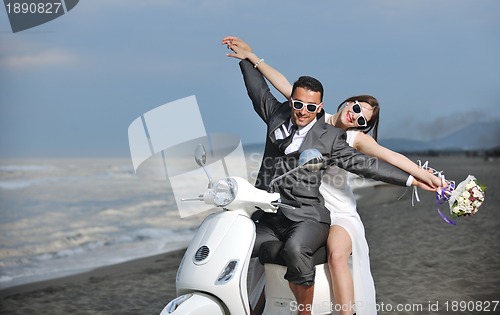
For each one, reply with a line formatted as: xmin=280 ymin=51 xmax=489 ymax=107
xmin=436 ymin=181 xmax=456 ymax=225
xmin=414 ymin=160 xmax=457 ymax=225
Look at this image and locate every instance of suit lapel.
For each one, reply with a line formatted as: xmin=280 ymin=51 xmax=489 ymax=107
xmin=268 ymin=105 xmax=291 ymax=142
xmin=299 ymin=115 xmax=329 ymax=152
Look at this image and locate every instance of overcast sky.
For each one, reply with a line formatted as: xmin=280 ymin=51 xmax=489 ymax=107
xmin=1 ymin=0 xmax=499 ymax=158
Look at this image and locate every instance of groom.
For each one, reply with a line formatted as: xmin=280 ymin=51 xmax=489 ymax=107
xmin=224 ymin=37 xmax=428 ymax=314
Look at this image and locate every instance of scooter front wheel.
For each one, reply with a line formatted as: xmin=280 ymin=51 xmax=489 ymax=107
xmin=159 ymin=293 xmax=225 ymax=315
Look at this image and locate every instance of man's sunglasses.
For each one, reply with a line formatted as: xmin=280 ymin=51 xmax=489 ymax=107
xmin=351 ymin=101 xmax=368 ymax=127
xmin=291 ymin=99 xmax=320 ymax=113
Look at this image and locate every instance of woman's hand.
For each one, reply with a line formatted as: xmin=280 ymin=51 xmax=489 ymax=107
xmin=423 ymin=168 xmax=448 ymax=189
xmin=413 ymin=172 xmax=448 ymax=191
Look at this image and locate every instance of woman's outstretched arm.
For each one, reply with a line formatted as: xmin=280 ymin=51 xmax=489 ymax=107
xmin=222 ymin=36 xmax=293 ymax=99
xmin=353 ymin=132 xmax=443 ymax=189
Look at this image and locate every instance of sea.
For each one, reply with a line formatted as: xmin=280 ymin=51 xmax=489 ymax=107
xmin=0 ymin=156 xmax=219 ymax=290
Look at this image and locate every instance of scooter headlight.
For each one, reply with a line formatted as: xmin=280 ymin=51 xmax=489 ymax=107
xmin=213 ymin=178 xmax=238 ymax=207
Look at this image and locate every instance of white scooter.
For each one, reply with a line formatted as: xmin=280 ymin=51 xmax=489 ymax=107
xmin=160 ymin=145 xmax=337 ymax=315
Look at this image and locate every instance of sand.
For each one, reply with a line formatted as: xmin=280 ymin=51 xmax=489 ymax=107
xmin=1 ymin=156 xmax=499 ymax=315
xmin=359 ymin=156 xmax=500 ymax=314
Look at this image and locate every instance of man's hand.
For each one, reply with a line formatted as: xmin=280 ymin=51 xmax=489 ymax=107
xmin=222 ymin=36 xmax=253 ymax=54
xmin=413 ymin=178 xmax=438 ymax=192
xmin=222 ymin=36 xmax=252 ymax=52
xmin=413 ymin=177 xmax=449 ymax=192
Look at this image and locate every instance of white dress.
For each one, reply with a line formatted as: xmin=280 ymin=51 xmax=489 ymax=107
xmin=319 ymin=124 xmax=377 ymax=314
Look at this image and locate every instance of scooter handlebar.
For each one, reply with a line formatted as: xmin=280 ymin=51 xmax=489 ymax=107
xmin=272 ymin=198 xmax=302 ymax=210
xmin=181 ymin=190 xmax=216 ymax=205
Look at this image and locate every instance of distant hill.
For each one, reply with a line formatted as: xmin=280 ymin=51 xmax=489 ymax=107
xmin=379 ymin=121 xmax=500 ymax=152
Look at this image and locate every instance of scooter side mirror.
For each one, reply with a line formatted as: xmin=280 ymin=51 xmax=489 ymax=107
xmin=298 ymin=148 xmax=324 ymax=172
xmin=267 ymin=148 xmax=325 ymax=192
xmin=194 ymin=144 xmax=213 ymax=188
xmin=195 ymin=144 xmax=207 ymax=167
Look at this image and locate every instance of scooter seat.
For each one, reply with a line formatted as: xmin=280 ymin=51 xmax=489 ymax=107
xmin=258 ymin=240 xmax=327 ymax=266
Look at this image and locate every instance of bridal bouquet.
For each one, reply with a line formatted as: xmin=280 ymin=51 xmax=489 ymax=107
xmin=447 ymin=175 xmax=486 ymax=218
xmin=417 ymin=161 xmax=486 ymax=225
xmin=435 ymin=175 xmax=486 ymax=225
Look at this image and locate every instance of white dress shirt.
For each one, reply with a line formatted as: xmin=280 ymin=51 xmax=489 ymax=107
xmin=274 ymin=118 xmax=317 ymax=155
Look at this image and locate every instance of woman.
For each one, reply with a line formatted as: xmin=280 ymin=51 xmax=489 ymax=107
xmin=223 ymin=36 xmax=443 ymax=315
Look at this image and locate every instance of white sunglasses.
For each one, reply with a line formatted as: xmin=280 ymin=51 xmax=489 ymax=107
xmin=351 ymin=101 xmax=368 ymax=127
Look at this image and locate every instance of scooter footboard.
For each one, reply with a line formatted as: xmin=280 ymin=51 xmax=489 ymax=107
xmin=263 ymin=263 xmax=335 ymax=315
xmin=160 ymin=293 xmax=225 ymax=315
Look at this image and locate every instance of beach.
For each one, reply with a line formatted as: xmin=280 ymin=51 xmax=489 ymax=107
xmin=360 ymin=156 xmax=500 ymax=314
xmin=1 ymin=155 xmax=499 ymax=314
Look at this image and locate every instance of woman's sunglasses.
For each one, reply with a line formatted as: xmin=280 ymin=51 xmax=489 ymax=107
xmin=291 ymin=99 xmax=320 ymax=113
xmin=351 ymin=101 xmax=368 ymax=127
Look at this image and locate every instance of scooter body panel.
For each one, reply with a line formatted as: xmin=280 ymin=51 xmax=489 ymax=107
xmin=176 ymin=209 xmax=255 ymax=315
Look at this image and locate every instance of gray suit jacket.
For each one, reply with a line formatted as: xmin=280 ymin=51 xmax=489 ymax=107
xmin=240 ymin=60 xmax=410 ymax=224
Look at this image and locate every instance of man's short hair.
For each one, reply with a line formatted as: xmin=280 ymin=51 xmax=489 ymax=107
xmin=292 ymin=76 xmax=324 ymax=102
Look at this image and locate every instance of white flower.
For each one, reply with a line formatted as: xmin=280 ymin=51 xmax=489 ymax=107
xmin=462 ymin=190 xmax=470 ymax=199
xmin=465 ymin=205 xmax=474 ymax=213
xmin=472 ymin=188 xmax=483 ymax=198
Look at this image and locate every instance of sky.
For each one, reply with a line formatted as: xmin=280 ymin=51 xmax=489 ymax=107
xmin=1 ymin=0 xmax=499 ymax=158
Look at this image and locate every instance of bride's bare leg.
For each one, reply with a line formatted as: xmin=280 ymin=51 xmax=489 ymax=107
xmin=327 ymin=225 xmax=354 ymax=315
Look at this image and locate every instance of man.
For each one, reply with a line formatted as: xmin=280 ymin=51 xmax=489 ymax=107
xmin=223 ymin=37 xmax=435 ymax=315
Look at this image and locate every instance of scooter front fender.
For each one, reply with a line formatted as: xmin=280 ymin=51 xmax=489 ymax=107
xmin=160 ymin=293 xmax=225 ymax=315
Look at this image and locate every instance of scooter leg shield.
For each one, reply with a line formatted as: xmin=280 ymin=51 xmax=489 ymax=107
xmin=160 ymin=293 xmax=225 ymax=315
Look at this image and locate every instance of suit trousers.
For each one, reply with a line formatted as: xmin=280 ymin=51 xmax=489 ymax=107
xmin=252 ymin=210 xmax=330 ymax=286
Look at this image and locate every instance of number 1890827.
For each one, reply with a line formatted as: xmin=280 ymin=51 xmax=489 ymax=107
xmin=444 ymin=300 xmax=499 ymax=312
xmin=5 ymin=2 xmax=62 ymax=14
